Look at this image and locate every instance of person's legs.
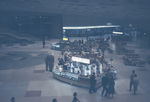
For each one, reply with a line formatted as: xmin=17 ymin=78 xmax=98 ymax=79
xmin=130 ymin=81 xmax=133 ymax=91
xmin=89 ymin=85 xmax=92 ymax=93
xmin=93 ymin=85 xmax=96 ymax=92
xmin=48 ymin=63 xmax=52 ymax=72
xmin=133 ymin=85 xmax=137 ymax=95
xmin=50 ymin=63 xmax=54 ymax=72
xmin=133 ymin=88 xmax=136 ymax=95
xmin=105 ymin=88 xmax=108 ymax=97
xmin=102 ymin=86 xmax=106 ymax=96
xmin=46 ymin=63 xmax=48 ymax=71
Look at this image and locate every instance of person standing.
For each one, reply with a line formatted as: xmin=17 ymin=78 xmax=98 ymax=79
xmin=89 ymin=73 xmax=96 ymax=93
xmin=107 ymin=68 xmax=113 ymax=79
xmin=132 ymin=74 xmax=139 ymax=95
xmin=49 ymin=55 xmax=54 ymax=72
xmin=45 ymin=55 xmax=50 ymax=71
xmin=129 ymin=70 xmax=136 ymax=91
xmin=45 ymin=55 xmax=54 ymax=72
xmin=101 ymin=74 xmax=109 ymax=97
xmin=72 ymin=92 xmax=80 ymax=102
xmin=107 ymin=77 xmax=115 ymax=98
xmin=42 ymin=39 xmax=45 ymax=48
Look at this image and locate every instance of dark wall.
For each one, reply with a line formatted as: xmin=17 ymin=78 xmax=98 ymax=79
xmin=0 ymin=11 xmax=63 ymax=39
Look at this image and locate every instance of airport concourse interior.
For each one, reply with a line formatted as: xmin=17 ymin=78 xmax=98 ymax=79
xmin=0 ymin=0 xmax=150 ymax=102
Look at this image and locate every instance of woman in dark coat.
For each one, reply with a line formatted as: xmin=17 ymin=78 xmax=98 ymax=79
xmin=108 ymin=77 xmax=115 ymax=98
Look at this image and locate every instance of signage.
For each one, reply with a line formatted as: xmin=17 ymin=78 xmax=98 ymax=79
xmin=72 ymin=56 xmax=90 ymax=64
xmin=63 ymin=38 xmax=68 ymax=41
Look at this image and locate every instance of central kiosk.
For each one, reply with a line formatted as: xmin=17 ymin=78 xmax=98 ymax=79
xmin=53 ymin=55 xmax=103 ymax=89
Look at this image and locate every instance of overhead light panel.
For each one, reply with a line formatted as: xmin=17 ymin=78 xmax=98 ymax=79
xmin=113 ymin=31 xmax=123 ymax=34
xmin=63 ymin=25 xmax=120 ymax=29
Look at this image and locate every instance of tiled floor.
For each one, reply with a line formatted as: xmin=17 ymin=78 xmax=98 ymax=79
xmin=33 ymin=70 xmax=45 ymax=73
xmin=25 ymin=91 xmax=41 ymax=97
xmin=0 ymin=38 xmax=150 ymax=102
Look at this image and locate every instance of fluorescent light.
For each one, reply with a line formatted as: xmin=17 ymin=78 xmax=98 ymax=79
xmin=113 ymin=31 xmax=123 ymax=34
xmin=63 ymin=25 xmax=120 ymax=30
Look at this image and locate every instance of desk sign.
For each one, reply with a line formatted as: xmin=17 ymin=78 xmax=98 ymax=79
xmin=72 ymin=56 xmax=90 ymax=64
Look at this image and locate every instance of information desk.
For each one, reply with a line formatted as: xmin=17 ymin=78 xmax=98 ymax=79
xmin=52 ymin=69 xmax=102 ymax=89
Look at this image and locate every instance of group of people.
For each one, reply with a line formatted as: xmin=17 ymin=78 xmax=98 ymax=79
xmin=88 ymin=68 xmax=115 ymax=98
xmin=89 ymin=69 xmax=139 ymax=99
xmin=101 ymin=69 xmax=115 ymax=98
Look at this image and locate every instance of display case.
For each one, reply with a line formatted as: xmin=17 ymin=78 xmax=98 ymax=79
xmin=52 ymin=69 xmax=102 ymax=89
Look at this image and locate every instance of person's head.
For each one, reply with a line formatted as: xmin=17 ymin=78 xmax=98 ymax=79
xmin=52 ymin=98 xmax=57 ymax=102
xmin=11 ymin=97 xmax=15 ymax=102
xmin=132 ymin=70 xmax=135 ymax=74
xmin=73 ymin=92 xmax=77 ymax=97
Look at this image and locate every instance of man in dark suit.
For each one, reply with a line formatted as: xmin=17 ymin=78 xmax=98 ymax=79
xmin=45 ymin=55 xmax=54 ymax=72
xmin=89 ymin=73 xmax=96 ymax=93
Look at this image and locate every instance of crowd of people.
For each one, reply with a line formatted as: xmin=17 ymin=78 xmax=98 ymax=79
xmin=88 ymin=68 xmax=115 ymax=98
xmin=41 ymin=37 xmax=140 ymax=101
xmin=48 ymin=70 xmax=139 ymax=102
xmin=9 ymin=54 xmax=139 ymax=102
xmin=42 ymin=57 xmax=139 ymax=101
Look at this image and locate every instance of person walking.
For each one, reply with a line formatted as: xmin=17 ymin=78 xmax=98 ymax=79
xmin=89 ymin=73 xmax=96 ymax=93
xmin=129 ymin=70 xmax=136 ymax=91
xmin=72 ymin=92 xmax=80 ymax=102
xmin=101 ymin=73 xmax=109 ymax=97
xmin=132 ymin=74 xmax=139 ymax=95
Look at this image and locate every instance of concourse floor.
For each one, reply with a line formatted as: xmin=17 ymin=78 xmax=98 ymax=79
xmin=0 ymin=38 xmax=150 ymax=102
